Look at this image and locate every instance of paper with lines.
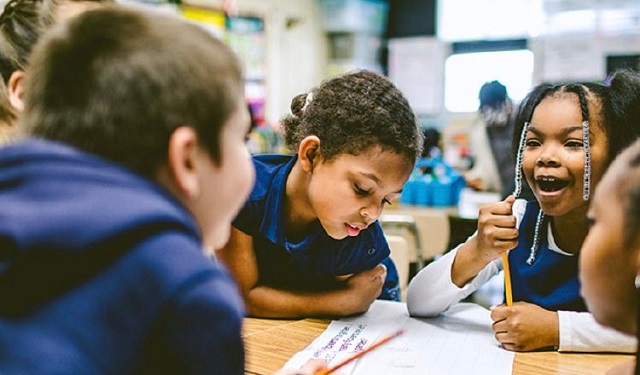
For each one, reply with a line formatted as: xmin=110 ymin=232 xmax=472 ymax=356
xmin=284 ymin=301 xmax=514 ymax=375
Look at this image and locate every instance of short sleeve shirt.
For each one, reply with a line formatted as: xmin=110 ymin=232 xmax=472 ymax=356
xmin=232 ymin=154 xmax=399 ymax=300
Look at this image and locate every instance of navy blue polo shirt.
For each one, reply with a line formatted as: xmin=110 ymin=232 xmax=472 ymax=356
xmin=232 ymin=154 xmax=400 ymax=301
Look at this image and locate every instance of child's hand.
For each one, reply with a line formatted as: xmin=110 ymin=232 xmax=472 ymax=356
xmin=490 ymin=301 xmax=559 ymax=351
xmin=340 ymin=264 xmax=386 ymax=315
xmin=272 ymin=359 xmax=335 ymax=375
xmin=475 ymin=195 xmax=519 ymax=262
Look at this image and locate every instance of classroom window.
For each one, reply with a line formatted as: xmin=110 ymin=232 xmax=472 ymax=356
xmin=444 ymin=49 xmax=534 ymax=113
xmin=438 ymin=0 xmax=542 ymax=41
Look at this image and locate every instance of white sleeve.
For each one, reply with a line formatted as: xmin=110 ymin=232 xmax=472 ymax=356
xmin=406 ymin=199 xmax=526 ymax=317
xmin=558 ymin=311 xmax=637 ymax=353
xmin=406 ymin=243 xmax=501 ymax=317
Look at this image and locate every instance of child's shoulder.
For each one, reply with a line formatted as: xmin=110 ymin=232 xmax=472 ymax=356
xmin=252 ymin=154 xmax=294 ymax=172
xmin=248 ymin=154 xmax=295 ymax=201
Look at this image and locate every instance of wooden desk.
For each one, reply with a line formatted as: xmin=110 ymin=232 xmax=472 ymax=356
xmin=243 ymin=317 xmax=633 ymax=375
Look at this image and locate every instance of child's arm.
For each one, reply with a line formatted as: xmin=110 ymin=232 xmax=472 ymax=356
xmin=451 ymin=196 xmax=518 ymax=287
xmin=557 ymin=310 xmax=637 ymax=353
xmin=407 ymin=196 xmax=518 ymax=317
xmin=272 ymin=359 xmax=330 ymax=375
xmin=406 ymin=247 xmax=501 ymax=317
xmin=490 ymin=302 xmax=637 ymax=352
xmin=217 ymin=227 xmax=386 ymax=318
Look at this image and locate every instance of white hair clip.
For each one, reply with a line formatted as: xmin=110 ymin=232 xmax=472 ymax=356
xmin=301 ymin=92 xmax=314 ymax=112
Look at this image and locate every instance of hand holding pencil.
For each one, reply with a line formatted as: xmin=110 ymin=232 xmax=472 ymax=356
xmin=473 ymin=195 xmax=517 ymax=305
xmin=451 ymin=195 xmax=518 ymax=288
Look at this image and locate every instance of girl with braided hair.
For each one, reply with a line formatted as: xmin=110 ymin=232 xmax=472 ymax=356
xmin=218 ymin=70 xmax=423 ymax=318
xmin=407 ymin=69 xmax=640 ymax=352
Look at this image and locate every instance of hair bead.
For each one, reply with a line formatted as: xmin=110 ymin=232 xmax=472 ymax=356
xmin=513 ymin=121 xmax=530 ymax=198
xmin=526 ymin=210 xmax=546 ymax=265
xmin=582 ymin=120 xmax=591 ymax=201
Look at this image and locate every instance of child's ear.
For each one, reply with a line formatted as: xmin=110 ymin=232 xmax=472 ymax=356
xmin=298 ymin=135 xmax=320 ymax=173
xmin=165 ymin=126 xmax=201 ymax=198
xmin=7 ymin=70 xmax=26 ymax=112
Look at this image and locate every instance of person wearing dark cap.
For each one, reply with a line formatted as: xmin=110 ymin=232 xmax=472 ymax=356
xmin=465 ymin=80 xmax=533 ymax=200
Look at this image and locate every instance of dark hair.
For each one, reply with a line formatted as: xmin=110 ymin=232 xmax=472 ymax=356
xmin=281 ymin=70 xmax=423 ymax=163
xmin=0 ymin=0 xmax=42 ymax=84
xmin=513 ymin=69 xmax=640 ymax=164
xmin=22 ymin=6 xmax=244 ymax=178
xmin=421 ymin=127 xmax=440 ymax=158
xmin=479 ymin=80 xmax=508 ymax=109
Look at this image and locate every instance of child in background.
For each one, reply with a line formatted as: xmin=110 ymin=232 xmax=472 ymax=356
xmin=0 ymin=7 xmax=326 ymax=374
xmin=0 ymin=0 xmax=112 ymax=141
xmin=407 ymin=69 xmax=640 ymax=352
xmin=0 ymin=0 xmax=40 ymax=137
xmin=218 ymin=70 xmax=423 ymax=318
xmin=580 ymin=139 xmax=640 ymax=374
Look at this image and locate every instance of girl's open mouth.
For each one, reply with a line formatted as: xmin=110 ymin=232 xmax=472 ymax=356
xmin=536 ymin=177 xmax=570 ymax=193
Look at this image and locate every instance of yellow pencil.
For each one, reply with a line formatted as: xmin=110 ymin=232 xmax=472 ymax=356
xmin=502 ymin=252 xmax=513 ymax=306
xmin=314 ymin=329 xmax=404 ymax=375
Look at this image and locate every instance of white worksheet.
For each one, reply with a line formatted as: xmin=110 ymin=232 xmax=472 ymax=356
xmin=284 ymin=301 xmax=514 ymax=375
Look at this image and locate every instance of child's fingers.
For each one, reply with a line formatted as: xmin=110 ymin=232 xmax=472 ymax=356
xmin=478 ymin=217 xmax=518 ymax=238
xmin=480 ymin=195 xmax=516 ymax=217
xmin=484 ymin=214 xmax=517 ymax=229
xmin=482 ymin=226 xmax=519 ymax=241
xmin=490 ymin=304 xmax=508 ymax=322
xmin=373 ymin=263 xmax=387 ymax=279
xmin=503 ymin=195 xmax=516 ymax=205
xmin=301 ymin=359 xmax=329 ymax=371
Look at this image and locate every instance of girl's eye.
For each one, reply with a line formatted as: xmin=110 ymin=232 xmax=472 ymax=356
xmin=525 ymin=139 xmax=540 ymax=147
xmin=355 ymin=185 xmax=369 ymax=196
xmin=382 ymin=197 xmax=392 ymax=206
xmin=565 ymin=140 xmax=584 ymax=149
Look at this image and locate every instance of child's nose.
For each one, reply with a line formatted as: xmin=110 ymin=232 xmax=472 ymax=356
xmin=536 ymin=146 xmax=561 ymax=167
xmin=360 ymin=201 xmax=383 ymax=224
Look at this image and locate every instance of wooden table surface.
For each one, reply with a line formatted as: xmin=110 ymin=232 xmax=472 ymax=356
xmin=243 ymin=317 xmax=634 ymax=375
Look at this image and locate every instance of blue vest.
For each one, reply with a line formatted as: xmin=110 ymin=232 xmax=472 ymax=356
xmin=508 ymin=201 xmax=587 ymax=312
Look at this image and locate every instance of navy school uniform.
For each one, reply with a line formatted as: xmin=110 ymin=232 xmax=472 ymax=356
xmin=233 ymin=154 xmax=400 ymax=301
xmin=0 ymin=140 xmax=245 ymax=374
xmin=509 ymin=201 xmax=587 ymax=312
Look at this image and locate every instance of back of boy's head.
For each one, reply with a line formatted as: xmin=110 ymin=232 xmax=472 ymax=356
xmin=21 ymin=6 xmax=244 ymax=178
xmin=281 ymin=70 xmax=423 ymax=163
xmin=513 ymin=69 xmax=640 ymax=164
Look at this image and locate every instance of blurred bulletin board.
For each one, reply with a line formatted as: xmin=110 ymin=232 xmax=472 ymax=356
xmin=180 ymin=5 xmax=226 ymax=38
xmin=388 ymin=37 xmax=445 ymax=115
xmin=226 ymin=15 xmax=267 ymax=125
xmin=180 ymin=7 xmax=267 ymax=125
xmin=538 ymin=34 xmax=640 ymax=83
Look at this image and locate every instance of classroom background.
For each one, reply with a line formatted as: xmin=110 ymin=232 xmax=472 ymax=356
xmin=47 ymin=0 xmax=640 ymax=303
xmin=117 ymin=0 xmax=640 ymax=152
